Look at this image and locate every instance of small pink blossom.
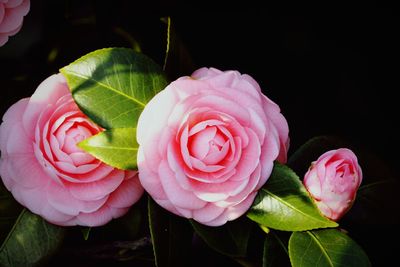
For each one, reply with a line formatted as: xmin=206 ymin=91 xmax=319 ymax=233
xmin=303 ymin=148 xmax=363 ymax=221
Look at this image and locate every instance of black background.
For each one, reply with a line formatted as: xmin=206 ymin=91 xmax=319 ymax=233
xmin=0 ymin=1 xmax=398 ymax=266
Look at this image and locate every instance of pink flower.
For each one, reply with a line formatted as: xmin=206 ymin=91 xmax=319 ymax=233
xmin=137 ymin=67 xmax=289 ymax=226
xmin=0 ymin=0 xmax=30 ymax=47
xmin=303 ymin=148 xmax=363 ymax=221
xmin=0 ymin=74 xmax=144 ymax=226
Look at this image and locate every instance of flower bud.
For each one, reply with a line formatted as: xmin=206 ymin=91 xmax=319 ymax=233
xmin=303 ymin=148 xmax=362 ymax=221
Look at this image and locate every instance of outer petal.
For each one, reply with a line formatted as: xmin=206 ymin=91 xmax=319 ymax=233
xmin=0 ymin=0 xmax=29 ymax=32
xmin=23 ymin=74 xmax=70 ymax=134
xmin=0 ymin=98 xmax=29 ymax=151
xmin=107 ymin=174 xmax=144 ymax=209
xmin=67 ymin=169 xmax=125 ymax=201
xmin=46 ymin=180 xmax=108 ymax=216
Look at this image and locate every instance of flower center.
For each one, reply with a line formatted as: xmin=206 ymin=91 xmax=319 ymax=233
xmin=188 ymin=126 xmax=229 ymax=165
xmin=63 ymin=125 xmax=92 ymax=154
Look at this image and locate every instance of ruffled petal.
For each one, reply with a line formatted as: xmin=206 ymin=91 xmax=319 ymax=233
xmin=158 ymin=160 xmax=206 ymax=210
xmin=107 ymin=174 xmax=143 ymax=208
xmin=46 ymin=180 xmax=108 ymax=216
xmin=23 ymin=74 xmax=70 ymax=134
xmin=68 ymin=169 xmax=125 ymax=201
xmin=0 ymin=0 xmax=29 ymax=33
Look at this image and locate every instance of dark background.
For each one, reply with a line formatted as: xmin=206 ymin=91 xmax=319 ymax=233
xmin=0 ymin=1 xmax=398 ymax=266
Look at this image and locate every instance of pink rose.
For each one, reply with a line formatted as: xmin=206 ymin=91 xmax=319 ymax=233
xmin=303 ymin=148 xmax=363 ymax=221
xmin=0 ymin=0 xmax=30 ymax=47
xmin=0 ymin=74 xmax=144 ymax=226
xmin=137 ymin=67 xmax=289 ymax=226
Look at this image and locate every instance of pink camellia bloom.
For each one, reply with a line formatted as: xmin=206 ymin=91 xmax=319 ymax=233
xmin=0 ymin=74 xmax=144 ymax=226
xmin=137 ymin=67 xmax=289 ymax=226
xmin=0 ymin=0 xmax=30 ymax=47
xmin=303 ymin=148 xmax=363 ymax=221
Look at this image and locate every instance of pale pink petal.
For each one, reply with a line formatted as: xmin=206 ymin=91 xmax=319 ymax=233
xmin=205 ymin=192 xmax=257 ymax=227
xmin=0 ymin=99 xmax=29 ymax=151
xmin=4 ymin=23 xmax=21 ymax=37
xmin=193 ymin=177 xmax=249 ymax=203
xmin=0 ymin=0 xmax=29 ymax=32
xmin=23 ymin=74 xmax=70 ymax=134
xmin=190 ymin=95 xmax=250 ymax=127
xmin=56 ymin=163 xmax=113 ymax=183
xmin=191 ymin=67 xmax=223 ymax=79
xmin=0 ymin=158 xmax=15 ymax=190
xmin=69 ymin=152 xmax=95 ymax=166
xmin=215 ymin=165 xmax=261 ymax=208
xmin=4 ymin=123 xmax=33 ymax=157
xmin=189 ymin=126 xmax=216 ymax=160
xmin=203 ymin=141 xmax=229 ymax=165
xmin=193 ymin=203 xmax=225 ymax=223
xmin=68 ymin=169 xmax=124 ymax=201
xmin=188 ymin=119 xmax=226 ymax=137
xmin=259 ymin=122 xmax=280 ymax=181
xmin=137 ymin=86 xmax=178 ymax=145
xmin=179 ymin=124 xmax=192 ymax=169
xmin=77 ymin=205 xmax=114 ymax=227
xmin=0 ymin=5 xmax=4 ymax=24
xmin=190 ymin=156 xmax=224 ymax=172
xmin=158 ymin=160 xmax=206 ymax=210
xmin=175 ymin=206 xmax=192 ymax=218
xmin=138 ymin=147 xmax=168 ymax=199
xmin=107 ymin=175 xmax=144 ymax=208
xmin=262 ymin=95 xmax=289 ymax=163
xmin=55 ymin=161 xmax=98 ymax=174
xmin=46 ymin=180 xmax=108 ymax=216
xmin=4 ymin=154 xmax=49 ymax=188
xmin=0 ymin=34 xmax=8 ymax=46
xmin=5 ymin=0 xmax=24 ymax=9
xmin=232 ymin=74 xmax=263 ymax=99
xmin=12 ymin=185 xmax=74 ymax=223
xmin=226 ymin=128 xmax=260 ymax=182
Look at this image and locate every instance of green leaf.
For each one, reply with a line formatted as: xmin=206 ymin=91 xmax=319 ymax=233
xmin=78 ymin=127 xmax=138 ymax=170
xmin=247 ymin=163 xmax=337 ymax=231
xmin=0 ymin=209 xmax=65 ymax=267
xmin=60 ymin=47 xmax=168 ymax=129
xmin=289 ymin=229 xmax=371 ymax=267
xmin=148 ymin=197 xmax=193 ymax=267
xmin=191 ymin=216 xmax=253 ymax=258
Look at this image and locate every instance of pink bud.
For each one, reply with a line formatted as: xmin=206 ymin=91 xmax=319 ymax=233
xmin=303 ymin=148 xmax=362 ymax=221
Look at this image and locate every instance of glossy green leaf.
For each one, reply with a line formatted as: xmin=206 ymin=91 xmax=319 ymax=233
xmin=0 ymin=209 xmax=65 ymax=267
xmin=60 ymin=47 xmax=167 ymax=129
xmin=289 ymin=229 xmax=371 ymax=267
xmin=191 ymin=217 xmax=252 ymax=258
xmin=78 ymin=127 xmax=138 ymax=170
xmin=148 ymin=197 xmax=193 ymax=267
xmin=247 ymin=163 xmax=337 ymax=231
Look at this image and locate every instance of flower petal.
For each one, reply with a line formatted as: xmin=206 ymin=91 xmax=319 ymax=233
xmin=23 ymin=74 xmax=70 ymax=134
xmin=46 ymin=180 xmax=108 ymax=216
xmin=107 ymin=174 xmax=143 ymax=208
xmin=158 ymin=160 xmax=206 ymax=210
xmin=68 ymin=169 xmax=125 ymax=201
